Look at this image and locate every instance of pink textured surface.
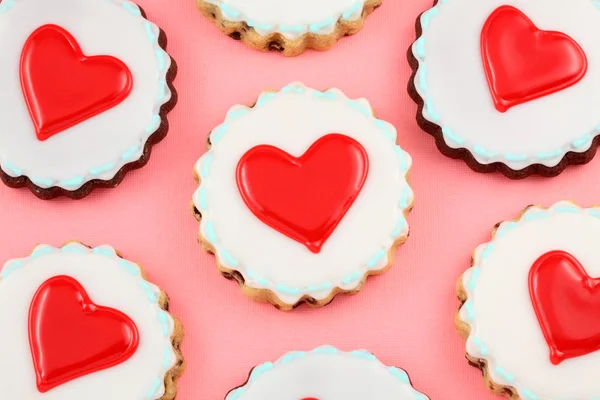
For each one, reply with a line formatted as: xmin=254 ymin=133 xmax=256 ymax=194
xmin=2 ymin=0 xmax=600 ymax=398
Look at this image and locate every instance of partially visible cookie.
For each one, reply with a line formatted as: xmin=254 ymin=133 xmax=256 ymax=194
xmin=0 ymin=242 xmax=184 ymax=399
xmin=225 ymin=346 xmax=429 ymax=400
xmin=409 ymin=0 xmax=600 ymax=178
xmin=457 ymin=201 xmax=600 ymax=399
xmin=193 ymin=82 xmax=414 ymax=310
xmin=197 ymin=0 xmax=381 ymax=56
xmin=0 ymin=0 xmax=177 ymax=199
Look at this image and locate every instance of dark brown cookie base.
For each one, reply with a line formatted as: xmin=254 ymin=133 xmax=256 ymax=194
xmin=0 ymin=3 xmax=178 ymax=199
xmin=407 ymin=0 xmax=600 ymax=179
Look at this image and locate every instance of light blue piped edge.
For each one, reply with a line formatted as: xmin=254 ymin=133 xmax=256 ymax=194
xmin=225 ymin=346 xmax=429 ymax=400
xmin=212 ymin=0 xmax=366 ymax=36
xmin=194 ymin=83 xmax=414 ymax=304
xmin=0 ymin=0 xmax=171 ymax=191
xmin=411 ymin=0 xmax=600 ymax=169
xmin=0 ymin=242 xmax=175 ymax=399
xmin=459 ymin=202 xmax=600 ymax=400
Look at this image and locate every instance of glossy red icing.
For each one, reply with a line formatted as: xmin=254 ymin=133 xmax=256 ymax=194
xmin=236 ymin=133 xmax=369 ymax=254
xmin=29 ymin=275 xmax=139 ymax=393
xmin=20 ymin=24 xmax=133 ymax=141
xmin=529 ymin=250 xmax=600 ymax=365
xmin=481 ymin=6 xmax=587 ymax=112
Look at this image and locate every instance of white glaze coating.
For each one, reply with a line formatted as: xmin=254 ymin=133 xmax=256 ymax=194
xmin=0 ymin=243 xmax=177 ymax=399
xmin=226 ymin=346 xmax=429 ymax=400
xmin=459 ymin=201 xmax=600 ymax=399
xmin=0 ymin=0 xmax=172 ymax=190
xmin=412 ymin=0 xmax=600 ymax=170
xmin=203 ymin=0 xmax=368 ymax=39
xmin=193 ymin=83 xmax=413 ymax=306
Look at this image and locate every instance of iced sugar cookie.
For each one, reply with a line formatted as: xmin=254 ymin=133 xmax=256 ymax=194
xmin=409 ymin=0 xmax=600 ymax=178
xmin=457 ymin=201 xmax=600 ymax=399
xmin=197 ymin=0 xmax=381 ymax=56
xmin=225 ymin=346 xmax=429 ymax=400
xmin=0 ymin=242 xmax=184 ymax=399
xmin=193 ymin=83 xmax=413 ymax=310
xmin=0 ymin=0 xmax=177 ymax=199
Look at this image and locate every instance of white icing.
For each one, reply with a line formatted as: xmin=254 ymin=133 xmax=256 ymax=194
xmin=412 ymin=0 xmax=600 ymax=170
xmin=203 ymin=0 xmax=367 ymax=39
xmin=226 ymin=347 xmax=429 ymax=400
xmin=193 ymin=83 xmax=413 ymax=306
xmin=0 ymin=0 xmax=172 ymax=190
xmin=0 ymin=243 xmax=177 ymax=399
xmin=459 ymin=201 xmax=600 ymax=399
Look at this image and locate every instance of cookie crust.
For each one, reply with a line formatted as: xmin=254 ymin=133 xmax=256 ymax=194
xmin=196 ymin=0 xmax=382 ymax=56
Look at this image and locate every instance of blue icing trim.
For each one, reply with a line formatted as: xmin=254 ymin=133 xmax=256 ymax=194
xmin=521 ymin=389 xmax=538 ymax=400
xmin=0 ymin=0 xmax=15 ymax=13
xmin=31 ymin=247 xmax=53 ymax=258
xmin=392 ymin=217 xmax=406 ymax=237
xmin=589 ymin=209 xmax=600 ymax=218
xmin=351 ymin=350 xmax=376 ymax=361
xmin=504 ymin=153 xmax=527 ymax=162
xmin=573 ymin=133 xmax=592 ymax=149
xmin=309 ymin=17 xmax=336 ymax=32
xmin=555 ymin=205 xmax=580 ymax=213
xmin=415 ymin=37 xmax=426 ymax=58
xmin=163 ymin=346 xmax=172 ymax=368
xmin=198 ymin=187 xmax=209 ymax=210
xmin=3 ymin=161 xmax=22 ymax=176
xmin=158 ymin=310 xmax=170 ymax=336
xmin=146 ymin=114 xmax=161 ymax=133
xmin=228 ymin=109 xmax=250 ymax=120
xmin=61 ymin=245 xmax=85 ymax=254
xmin=205 ymin=221 xmax=218 ymax=244
xmin=395 ymin=146 xmax=408 ymax=170
xmin=495 ymin=366 xmax=515 ymax=382
xmin=145 ymin=379 xmax=162 ymax=399
xmin=256 ymin=92 xmax=276 ymax=106
xmin=418 ymin=65 xmax=428 ymax=93
xmin=119 ymin=258 xmax=141 ymax=276
xmin=212 ymin=124 xmax=229 ymax=143
xmin=464 ymin=299 xmax=475 ymax=320
xmin=425 ymin=98 xmax=440 ymax=121
xmin=122 ymin=146 xmax=139 ymax=161
xmin=250 ymin=362 xmax=274 ymax=381
xmin=61 ymin=176 xmax=84 ymax=188
xmin=496 ymin=222 xmax=517 ymax=238
xmin=367 ymin=249 xmax=386 ymax=268
xmin=221 ymin=250 xmax=239 ymax=267
xmin=442 ymin=126 xmax=464 ymax=145
xmin=524 ymin=211 xmax=547 ymax=221
xmin=399 ymin=185 xmax=412 ymax=208
xmin=276 ymin=284 xmax=300 ymax=295
xmin=247 ymin=20 xmax=274 ymax=31
xmin=281 ymin=351 xmax=306 ymax=364
xmin=228 ymin=388 xmax=245 ymax=400
xmin=481 ymin=243 xmax=494 ymax=259
xmin=201 ymin=155 xmax=213 ymax=179
xmin=246 ymin=269 xmax=271 ymax=286
xmin=313 ymin=91 xmax=337 ymax=99
xmin=280 ymin=24 xmax=304 ymax=33
xmin=122 ymin=1 xmax=141 ymax=16
xmin=388 ymin=367 xmax=410 ymax=384
xmin=473 ymin=337 xmax=488 ymax=355
xmin=307 ymin=282 xmax=333 ymax=292
xmin=93 ymin=247 xmax=115 ymax=257
xmin=420 ymin=7 xmax=439 ymax=29
xmin=140 ymin=281 xmax=158 ymax=302
xmin=282 ymin=85 xmax=304 ymax=94
xmin=1 ymin=260 xmax=23 ymax=279
xmin=473 ymin=145 xmax=495 ymax=158
xmin=219 ymin=3 xmax=241 ymax=18
xmin=536 ymin=149 xmax=562 ymax=160
xmin=31 ymin=177 xmax=53 ymax=187
xmin=90 ymin=163 xmax=116 ymax=176
xmin=342 ymin=1 xmax=362 ymax=19
xmin=348 ymin=100 xmax=371 ymax=116
xmin=377 ymin=120 xmax=396 ymax=142
xmin=144 ymin=21 xmax=157 ymax=42
xmin=342 ymin=271 xmax=362 ymax=284
xmin=467 ymin=268 xmax=480 ymax=291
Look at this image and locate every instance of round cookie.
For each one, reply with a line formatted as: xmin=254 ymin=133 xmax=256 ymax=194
xmin=0 ymin=0 xmax=177 ymax=199
xmin=0 ymin=242 xmax=184 ymax=399
xmin=225 ymin=346 xmax=429 ymax=400
xmin=409 ymin=0 xmax=600 ymax=178
xmin=197 ymin=0 xmax=381 ymax=56
xmin=192 ymin=82 xmax=413 ymax=310
xmin=457 ymin=201 xmax=600 ymax=399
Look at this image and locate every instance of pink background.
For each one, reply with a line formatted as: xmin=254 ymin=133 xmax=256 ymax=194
xmin=3 ymin=0 xmax=600 ymax=398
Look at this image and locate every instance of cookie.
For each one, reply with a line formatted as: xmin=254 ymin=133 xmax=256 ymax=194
xmin=0 ymin=0 xmax=177 ymax=199
xmin=225 ymin=346 xmax=429 ymax=400
xmin=457 ymin=201 xmax=600 ymax=399
xmin=408 ymin=0 xmax=600 ymax=178
xmin=193 ymin=82 xmax=413 ymax=310
xmin=0 ymin=242 xmax=184 ymax=399
xmin=196 ymin=0 xmax=381 ymax=56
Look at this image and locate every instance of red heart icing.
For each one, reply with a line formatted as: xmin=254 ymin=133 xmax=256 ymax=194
xmin=481 ymin=6 xmax=587 ymax=112
xmin=29 ymin=275 xmax=139 ymax=393
xmin=20 ymin=24 xmax=133 ymax=141
xmin=529 ymin=250 xmax=600 ymax=365
xmin=236 ymin=133 xmax=369 ymax=254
